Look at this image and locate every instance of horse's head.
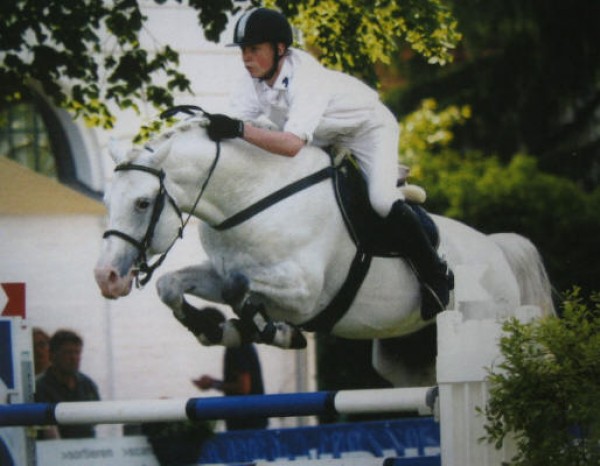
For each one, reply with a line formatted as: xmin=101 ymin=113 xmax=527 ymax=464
xmin=94 ymin=138 xmax=184 ymax=299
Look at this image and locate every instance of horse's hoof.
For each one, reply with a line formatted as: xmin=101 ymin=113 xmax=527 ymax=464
xmin=200 ymin=308 xmax=226 ymax=343
xmin=180 ymin=302 xmax=226 ymax=342
xmin=222 ymin=272 xmax=250 ymax=307
xmin=289 ymin=327 xmax=308 ymax=349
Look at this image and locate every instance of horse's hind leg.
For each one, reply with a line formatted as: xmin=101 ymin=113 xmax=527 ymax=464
xmin=372 ymin=325 xmax=437 ymax=387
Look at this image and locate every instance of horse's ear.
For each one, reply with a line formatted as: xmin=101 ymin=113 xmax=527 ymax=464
xmin=143 ymin=136 xmax=174 ymax=166
xmin=108 ymin=138 xmax=128 ymax=164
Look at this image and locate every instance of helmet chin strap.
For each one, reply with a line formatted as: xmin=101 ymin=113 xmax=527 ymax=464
xmin=259 ymin=43 xmax=283 ymax=82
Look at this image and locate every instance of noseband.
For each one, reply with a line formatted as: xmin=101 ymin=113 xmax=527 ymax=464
xmin=103 ymin=122 xmax=221 ymax=287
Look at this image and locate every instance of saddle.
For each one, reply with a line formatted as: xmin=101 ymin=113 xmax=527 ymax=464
xmin=333 ymin=154 xmax=439 ymax=257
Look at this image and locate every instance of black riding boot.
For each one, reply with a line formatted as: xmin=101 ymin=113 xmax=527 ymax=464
xmin=388 ymin=200 xmax=453 ymax=320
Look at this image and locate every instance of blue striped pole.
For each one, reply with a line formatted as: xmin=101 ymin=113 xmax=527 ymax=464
xmin=0 ymin=387 xmax=435 ymax=426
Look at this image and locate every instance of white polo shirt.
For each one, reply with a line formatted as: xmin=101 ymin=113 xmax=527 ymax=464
xmin=230 ymin=48 xmax=402 ymax=216
xmin=230 ymin=48 xmax=381 ymax=147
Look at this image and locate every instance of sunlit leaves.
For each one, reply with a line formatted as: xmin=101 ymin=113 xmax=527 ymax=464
xmin=398 ymin=98 xmax=471 ymax=166
xmin=275 ymin=0 xmax=461 ymax=86
xmin=0 ymin=0 xmax=191 ymax=129
xmin=1 ymin=0 xmax=459 ymax=127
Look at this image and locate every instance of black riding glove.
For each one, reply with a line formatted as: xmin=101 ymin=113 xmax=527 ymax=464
xmin=206 ymin=114 xmax=244 ymax=141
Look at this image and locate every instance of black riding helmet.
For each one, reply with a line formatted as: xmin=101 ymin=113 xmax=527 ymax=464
xmin=229 ymin=8 xmax=293 ymax=47
xmin=229 ymin=8 xmax=293 ymax=82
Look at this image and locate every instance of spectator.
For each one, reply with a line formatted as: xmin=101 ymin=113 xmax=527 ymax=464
xmin=32 ymin=328 xmax=50 ymax=376
xmin=35 ymin=329 xmax=100 ymax=439
xmin=193 ymin=343 xmax=268 ymax=430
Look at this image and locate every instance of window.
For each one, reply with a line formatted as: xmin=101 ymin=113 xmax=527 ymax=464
xmin=0 ymin=101 xmax=58 ymax=179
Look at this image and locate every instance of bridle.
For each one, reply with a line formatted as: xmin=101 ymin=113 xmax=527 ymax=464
xmin=103 ymin=105 xmax=220 ymax=287
xmin=103 ymin=163 xmax=182 ymax=287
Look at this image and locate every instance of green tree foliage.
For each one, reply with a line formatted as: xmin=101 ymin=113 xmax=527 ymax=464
xmin=422 ymin=152 xmax=600 ymax=295
xmin=481 ymin=288 xmax=600 ymax=465
xmin=270 ymin=0 xmax=461 ymax=86
xmin=386 ymin=0 xmax=600 ymax=189
xmin=1 ymin=0 xmax=197 ymax=127
xmin=0 ymin=0 xmax=460 ymax=125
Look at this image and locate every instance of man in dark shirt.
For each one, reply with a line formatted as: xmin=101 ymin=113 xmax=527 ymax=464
xmin=193 ymin=343 xmax=268 ymax=431
xmin=35 ymin=329 xmax=100 ymax=439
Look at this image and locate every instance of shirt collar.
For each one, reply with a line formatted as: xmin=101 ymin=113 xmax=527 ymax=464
xmin=270 ymin=58 xmax=292 ymax=91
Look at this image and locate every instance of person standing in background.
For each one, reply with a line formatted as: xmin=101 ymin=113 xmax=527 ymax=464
xmin=35 ymin=329 xmax=100 ymax=439
xmin=193 ymin=343 xmax=268 ymax=431
xmin=32 ymin=328 xmax=50 ymax=376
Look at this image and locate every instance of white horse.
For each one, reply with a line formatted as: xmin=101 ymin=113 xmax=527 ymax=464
xmin=94 ymin=114 xmax=554 ymax=387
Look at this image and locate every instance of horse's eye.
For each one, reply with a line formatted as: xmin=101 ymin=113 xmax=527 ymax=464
xmin=135 ymin=198 xmax=151 ymax=210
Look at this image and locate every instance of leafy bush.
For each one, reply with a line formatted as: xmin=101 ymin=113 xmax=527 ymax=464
xmin=481 ymin=288 xmax=600 ymax=465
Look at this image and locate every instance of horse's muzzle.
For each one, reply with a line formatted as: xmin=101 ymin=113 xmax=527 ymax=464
xmin=94 ymin=266 xmax=135 ymax=299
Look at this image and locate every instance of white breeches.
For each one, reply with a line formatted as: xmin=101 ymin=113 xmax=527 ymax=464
xmin=342 ymin=104 xmax=402 ymax=218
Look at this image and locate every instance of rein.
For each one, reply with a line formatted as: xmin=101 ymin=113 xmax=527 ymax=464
xmin=212 ymin=165 xmax=334 ymax=231
xmin=103 ymin=111 xmax=221 ymax=287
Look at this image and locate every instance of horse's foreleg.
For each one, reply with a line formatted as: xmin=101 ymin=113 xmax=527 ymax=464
xmin=156 ymin=263 xmax=225 ymax=319
xmin=157 ymin=266 xmax=307 ymax=349
xmin=156 ymin=264 xmax=248 ymax=347
xmin=239 ymin=298 xmax=307 ymax=349
xmin=176 ymin=299 xmax=256 ymax=348
xmin=178 ymin=295 xmax=305 ymax=349
xmin=221 ymin=271 xmax=307 ymax=349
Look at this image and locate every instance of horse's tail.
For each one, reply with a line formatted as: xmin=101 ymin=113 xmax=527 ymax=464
xmin=489 ymin=232 xmax=556 ymax=316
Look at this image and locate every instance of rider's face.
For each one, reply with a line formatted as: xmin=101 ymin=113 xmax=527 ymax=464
xmin=240 ymin=42 xmax=284 ymax=84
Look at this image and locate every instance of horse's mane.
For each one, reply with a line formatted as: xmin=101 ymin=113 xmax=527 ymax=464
xmin=125 ymin=114 xmax=356 ymax=191
xmin=145 ymin=114 xmax=279 ymax=151
xmin=148 ymin=117 xmax=208 ymax=149
xmin=118 ymin=117 xmax=210 ymax=164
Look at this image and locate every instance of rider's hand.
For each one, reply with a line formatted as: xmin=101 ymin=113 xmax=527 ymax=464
xmin=206 ymin=114 xmax=244 ymax=141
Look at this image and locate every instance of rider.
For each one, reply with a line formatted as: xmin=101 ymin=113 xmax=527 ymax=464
xmin=206 ymin=7 xmax=452 ymax=322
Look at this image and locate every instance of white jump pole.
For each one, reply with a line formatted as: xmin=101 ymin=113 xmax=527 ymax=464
xmin=0 ymin=387 xmax=435 ymax=427
xmin=3 ymin=305 xmax=538 ymax=466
